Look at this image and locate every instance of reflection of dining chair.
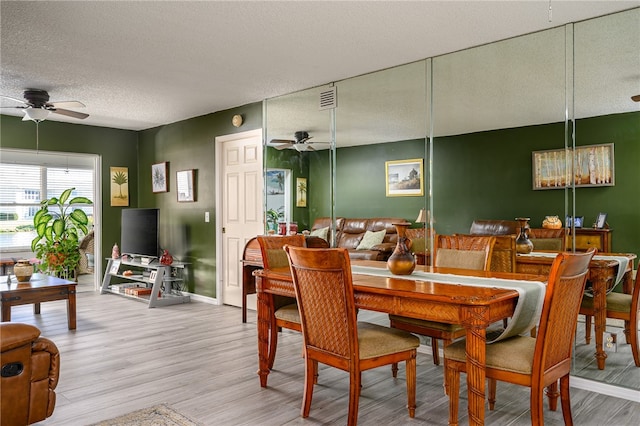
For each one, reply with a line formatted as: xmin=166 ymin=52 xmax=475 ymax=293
xmin=390 ymin=234 xmax=496 ymax=365
xmin=257 ymin=235 xmax=306 ymax=369
xmin=285 ymin=246 xmax=420 ymax=425
xmin=580 ymin=266 xmax=640 ymax=367
xmin=444 ymin=249 xmax=595 ymax=425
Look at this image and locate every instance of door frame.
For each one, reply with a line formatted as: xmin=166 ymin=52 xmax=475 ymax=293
xmin=214 ymin=128 xmax=263 ymax=305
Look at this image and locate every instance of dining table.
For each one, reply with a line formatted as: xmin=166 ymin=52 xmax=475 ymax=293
xmin=254 ymin=260 xmax=547 ymax=426
xmin=516 ymin=251 xmax=636 ymax=370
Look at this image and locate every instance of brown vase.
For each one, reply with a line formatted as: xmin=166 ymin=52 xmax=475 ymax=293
xmin=14 ymin=259 xmax=33 ymax=282
xmin=515 ymin=217 xmax=534 ymax=254
xmin=387 ymin=222 xmax=416 ymax=275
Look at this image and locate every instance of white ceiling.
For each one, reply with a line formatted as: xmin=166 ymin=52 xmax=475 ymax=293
xmin=1 ymin=1 xmax=639 ymax=132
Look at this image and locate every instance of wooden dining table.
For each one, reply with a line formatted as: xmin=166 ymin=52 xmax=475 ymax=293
xmin=516 ymin=251 xmax=636 ymax=370
xmin=254 ymin=261 xmax=547 ymax=426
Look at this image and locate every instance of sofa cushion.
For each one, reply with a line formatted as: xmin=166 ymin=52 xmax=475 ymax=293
xmin=356 ymin=229 xmax=386 ymax=250
xmin=470 ymin=220 xmax=519 ymax=235
xmin=310 ymin=226 xmax=329 ymax=241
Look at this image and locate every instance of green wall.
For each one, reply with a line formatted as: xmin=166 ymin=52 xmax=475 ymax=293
xmin=0 ymin=115 xmax=139 ymax=269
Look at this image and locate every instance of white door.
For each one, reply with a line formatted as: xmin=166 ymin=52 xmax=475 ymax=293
xmin=215 ymin=129 xmax=263 ymax=307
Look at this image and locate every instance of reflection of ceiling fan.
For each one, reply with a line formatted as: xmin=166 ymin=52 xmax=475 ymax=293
xmin=0 ymin=89 xmax=89 ymax=122
xmin=269 ymin=131 xmax=328 ymax=151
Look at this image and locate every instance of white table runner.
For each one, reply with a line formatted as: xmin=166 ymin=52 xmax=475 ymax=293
xmin=351 ymin=265 xmax=546 ymax=343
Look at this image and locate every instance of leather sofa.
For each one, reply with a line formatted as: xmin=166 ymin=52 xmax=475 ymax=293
xmin=1 ymin=323 xmax=60 ymax=426
xmin=311 ymin=217 xmax=405 ymax=261
xmin=470 ymin=219 xmax=566 ymax=251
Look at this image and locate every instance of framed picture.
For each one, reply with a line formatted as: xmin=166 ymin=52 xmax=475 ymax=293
xmin=152 ymin=162 xmax=168 ymax=193
xmin=109 ymin=260 xmax=121 ymax=275
xmin=595 ymin=212 xmax=608 ymax=229
xmin=296 ymin=177 xmax=307 ymax=207
xmin=385 ymin=158 xmax=424 ymax=197
xmin=565 ymin=216 xmax=585 ymax=228
xmin=532 ymin=143 xmax=614 ymax=190
xmin=109 ymin=166 xmax=129 ymax=206
xmin=176 ymin=169 xmax=196 ymax=202
xmin=148 ymin=270 xmax=158 ymax=282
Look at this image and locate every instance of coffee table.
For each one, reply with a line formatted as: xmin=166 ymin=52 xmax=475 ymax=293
xmin=1 ymin=273 xmax=77 ymax=330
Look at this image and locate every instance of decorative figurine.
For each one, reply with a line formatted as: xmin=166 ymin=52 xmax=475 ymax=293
xmin=111 ymin=243 xmax=120 ymax=259
xmin=160 ymin=249 xmax=173 ymax=265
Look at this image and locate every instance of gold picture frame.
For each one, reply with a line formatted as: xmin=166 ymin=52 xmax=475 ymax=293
xmin=296 ymin=177 xmax=307 ymax=207
xmin=110 ymin=166 xmax=129 ymax=206
xmin=385 ymin=158 xmax=424 ymax=197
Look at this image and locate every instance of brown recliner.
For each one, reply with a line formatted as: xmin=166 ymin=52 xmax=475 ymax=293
xmin=1 ymin=323 xmax=60 ymax=426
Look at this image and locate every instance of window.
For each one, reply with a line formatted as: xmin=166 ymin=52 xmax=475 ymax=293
xmin=0 ymin=152 xmax=94 ymax=251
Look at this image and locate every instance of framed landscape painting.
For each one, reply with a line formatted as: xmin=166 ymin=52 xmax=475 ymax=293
xmin=385 ymin=158 xmax=424 ymax=197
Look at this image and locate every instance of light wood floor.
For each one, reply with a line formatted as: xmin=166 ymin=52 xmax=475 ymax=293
xmin=7 ymin=280 xmax=640 ymax=426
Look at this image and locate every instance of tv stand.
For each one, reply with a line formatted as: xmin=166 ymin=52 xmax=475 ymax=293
xmin=101 ymin=258 xmax=190 ymax=308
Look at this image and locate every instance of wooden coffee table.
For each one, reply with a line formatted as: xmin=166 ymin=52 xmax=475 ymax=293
xmin=1 ymin=273 xmax=77 ymax=330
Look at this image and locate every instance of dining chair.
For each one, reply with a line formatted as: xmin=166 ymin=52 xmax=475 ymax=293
xmin=284 ymin=246 xmax=420 ymax=425
xmin=389 ymin=234 xmax=496 ymax=365
xmin=256 ymin=235 xmax=306 ymax=369
xmin=580 ymin=267 xmax=639 ymax=367
xmin=444 ymin=248 xmax=595 ymax=426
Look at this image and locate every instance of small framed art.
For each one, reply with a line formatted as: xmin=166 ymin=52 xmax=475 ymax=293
xmin=385 ymin=158 xmax=424 ymax=197
xmin=152 ymin=162 xmax=168 ymax=193
xmin=176 ymin=169 xmax=196 ymax=202
xmin=595 ymin=212 xmax=608 ymax=229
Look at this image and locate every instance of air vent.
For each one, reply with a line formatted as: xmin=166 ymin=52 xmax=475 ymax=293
xmin=319 ymin=87 xmax=337 ymax=110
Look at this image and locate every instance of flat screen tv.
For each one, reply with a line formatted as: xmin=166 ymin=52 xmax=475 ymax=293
xmin=120 ymin=208 xmax=160 ymax=259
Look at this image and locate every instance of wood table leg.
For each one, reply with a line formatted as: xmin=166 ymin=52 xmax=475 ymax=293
xmin=256 ymin=276 xmax=271 ymax=387
xmin=590 ymin=270 xmax=612 ymax=370
xmin=1 ymin=303 xmax=10 ymax=322
xmin=463 ymin=306 xmax=488 ymax=426
xmin=67 ymin=287 xmax=77 ymax=330
xmin=34 ymin=302 xmax=41 ymax=314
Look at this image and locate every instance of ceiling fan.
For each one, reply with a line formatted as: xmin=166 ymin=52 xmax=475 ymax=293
xmin=1 ymin=89 xmax=89 ymax=122
xmin=269 ymin=131 xmax=328 ymax=152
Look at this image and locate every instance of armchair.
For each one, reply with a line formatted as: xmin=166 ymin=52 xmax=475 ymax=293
xmin=1 ymin=323 xmax=60 ymax=426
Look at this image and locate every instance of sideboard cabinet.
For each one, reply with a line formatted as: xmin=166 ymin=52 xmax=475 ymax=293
xmin=566 ymin=228 xmax=612 ymax=252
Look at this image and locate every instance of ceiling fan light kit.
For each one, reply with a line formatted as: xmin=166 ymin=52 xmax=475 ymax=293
xmin=22 ymin=108 xmax=51 ymax=122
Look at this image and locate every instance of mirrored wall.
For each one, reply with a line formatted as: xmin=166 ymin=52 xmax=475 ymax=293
xmin=263 ymin=8 xmax=639 ymax=390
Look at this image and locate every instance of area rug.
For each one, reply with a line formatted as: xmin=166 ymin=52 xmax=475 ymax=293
xmin=90 ymin=404 xmax=201 ymax=426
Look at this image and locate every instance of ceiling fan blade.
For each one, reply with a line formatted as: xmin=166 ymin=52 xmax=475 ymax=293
xmin=51 ymin=108 xmax=89 ymax=119
xmin=270 ymin=139 xmax=294 ymax=144
xmin=0 ymin=94 xmax=28 ymax=105
xmin=274 ymin=143 xmax=293 ymax=150
xmin=49 ymin=100 xmax=86 ymax=109
xmin=632 ymin=95 xmax=640 ymax=102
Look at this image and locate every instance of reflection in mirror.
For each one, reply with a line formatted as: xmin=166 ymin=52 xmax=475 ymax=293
xmin=264 ymin=85 xmax=334 ymax=240
xmin=572 ymin=8 xmax=640 ymax=390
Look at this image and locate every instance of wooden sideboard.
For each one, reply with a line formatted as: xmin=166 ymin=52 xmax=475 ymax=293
xmin=566 ymin=228 xmax=612 ymax=252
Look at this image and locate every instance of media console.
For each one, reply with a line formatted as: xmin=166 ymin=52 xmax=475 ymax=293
xmin=101 ymin=258 xmax=190 ymax=308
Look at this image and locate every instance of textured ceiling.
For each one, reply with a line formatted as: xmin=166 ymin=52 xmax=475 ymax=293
xmin=1 ymin=1 xmax=639 ymax=132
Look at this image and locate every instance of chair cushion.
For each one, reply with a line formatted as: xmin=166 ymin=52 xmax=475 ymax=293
xmin=310 ymin=226 xmax=329 ymax=241
xmin=435 ymin=248 xmax=486 ymax=270
xmin=274 ymin=303 xmax=300 ymax=324
xmin=531 ymin=238 xmax=563 ymax=251
xmin=356 ymin=229 xmax=386 ymax=250
xmin=444 ymin=335 xmax=536 ymax=374
xmin=265 ymin=248 xmax=289 ymax=269
xmin=357 ymin=322 xmax=420 ymax=359
xmin=581 ymin=292 xmax=632 ymax=313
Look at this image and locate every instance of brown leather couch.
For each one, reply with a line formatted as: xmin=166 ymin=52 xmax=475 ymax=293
xmin=1 ymin=323 xmax=60 ymax=426
xmin=470 ymin=219 xmax=566 ymax=250
xmin=311 ymin=217 xmax=405 ymax=261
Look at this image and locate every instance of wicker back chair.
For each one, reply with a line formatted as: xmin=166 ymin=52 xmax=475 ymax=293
xmin=444 ymin=249 xmax=595 ymax=425
xmin=390 ymin=234 xmax=496 ymax=366
xmin=256 ymin=235 xmax=306 ymax=369
xmin=529 ymin=228 xmax=567 ymax=251
xmin=285 ymin=246 xmax=419 ymax=425
xmin=580 ymin=261 xmax=639 ymax=367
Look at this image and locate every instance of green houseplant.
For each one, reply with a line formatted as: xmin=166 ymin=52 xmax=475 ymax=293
xmin=31 ymin=188 xmax=93 ymax=279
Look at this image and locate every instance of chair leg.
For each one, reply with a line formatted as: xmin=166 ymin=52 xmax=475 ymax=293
xmin=530 ymin=383 xmax=545 ymax=426
xmin=442 ymin=339 xmax=453 ymax=395
xmin=406 ymin=354 xmax=417 ymax=418
xmin=488 ymin=378 xmax=497 ymax=410
xmin=629 ymin=314 xmax=640 ymax=367
xmin=585 ymin=315 xmax=592 ymax=344
xmin=347 ymin=369 xmax=362 ymax=426
xmin=560 ymin=375 xmax=574 ymax=426
xmin=446 ymin=363 xmax=460 ymax=426
xmin=391 ymin=362 xmax=398 ymax=378
xmin=431 ymin=337 xmax=440 ymax=365
xmin=545 ymin=380 xmax=559 ymax=411
xmin=301 ymin=359 xmax=316 ymax=418
xmin=268 ymin=320 xmax=279 ymax=370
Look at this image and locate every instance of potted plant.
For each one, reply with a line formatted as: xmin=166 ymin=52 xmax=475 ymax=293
xmin=31 ymin=188 xmax=93 ymax=280
xmin=266 ymin=207 xmax=284 ymax=233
